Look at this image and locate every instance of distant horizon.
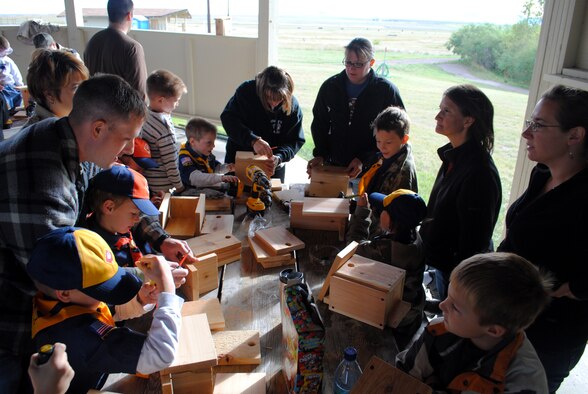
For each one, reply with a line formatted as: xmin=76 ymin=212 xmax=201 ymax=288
xmin=0 ymin=0 xmax=537 ymax=25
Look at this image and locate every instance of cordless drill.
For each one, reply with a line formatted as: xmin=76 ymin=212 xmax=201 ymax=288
xmin=245 ymin=165 xmax=272 ymax=216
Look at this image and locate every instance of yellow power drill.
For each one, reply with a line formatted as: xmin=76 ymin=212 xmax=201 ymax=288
xmin=245 ymin=165 xmax=272 ymax=216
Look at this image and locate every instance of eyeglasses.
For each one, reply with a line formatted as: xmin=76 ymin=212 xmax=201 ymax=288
xmin=342 ymin=59 xmax=369 ymax=69
xmin=524 ymin=119 xmax=561 ymax=132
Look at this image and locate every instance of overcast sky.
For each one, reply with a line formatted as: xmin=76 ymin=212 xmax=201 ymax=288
xmin=3 ymin=0 xmax=535 ymax=24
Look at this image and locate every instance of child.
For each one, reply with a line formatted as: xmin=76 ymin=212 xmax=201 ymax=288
xmin=396 ymin=253 xmax=551 ymax=393
xmin=27 ymin=226 xmax=183 ymax=393
xmin=178 ymin=117 xmax=238 ymax=191
xmin=0 ymin=36 xmax=24 ymax=119
xmin=358 ymin=106 xmax=417 ymax=196
xmin=84 ymin=165 xmax=160 ymax=268
xmin=347 ymin=189 xmax=427 ymax=338
xmin=141 ymin=69 xmax=187 ymax=193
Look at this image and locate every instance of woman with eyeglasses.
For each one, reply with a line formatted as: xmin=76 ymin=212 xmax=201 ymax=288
xmin=498 ymin=85 xmax=588 ymax=392
xmin=419 ymin=84 xmax=501 ymax=301
xmin=308 ymin=37 xmax=405 ymax=180
xmin=25 ymin=49 xmax=89 ymax=127
xmin=220 ymin=66 xmax=305 ymax=182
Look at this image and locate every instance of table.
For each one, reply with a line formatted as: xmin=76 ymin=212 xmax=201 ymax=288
xmin=103 ymin=202 xmax=400 ymax=393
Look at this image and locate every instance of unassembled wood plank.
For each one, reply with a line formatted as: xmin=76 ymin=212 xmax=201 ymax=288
xmin=270 ymin=178 xmax=283 ymax=191
xmin=187 ymin=233 xmax=242 ymax=263
xmin=301 ymin=197 xmax=349 ymax=217
xmin=202 ymin=214 xmax=234 ymax=235
xmin=257 ymin=254 xmax=295 ymax=269
xmin=317 ymin=241 xmax=358 ymax=302
xmin=159 ymin=192 xmax=172 ymax=229
xmin=213 ymin=373 xmax=266 ymax=394
xmin=167 ymin=369 xmax=214 ymax=394
xmin=253 ymin=226 xmax=305 ymax=256
xmin=192 ymin=253 xmax=219 ymax=294
xmin=350 ymin=356 xmax=432 ymax=394
xmin=161 ymin=314 xmax=217 ymax=375
xmin=247 ymin=236 xmax=292 ymax=263
xmin=212 ymin=330 xmax=261 ymax=366
xmin=205 ymin=197 xmax=233 ymax=212
xmin=217 ymin=249 xmax=242 ymax=266
xmin=182 ymin=264 xmax=200 ymax=301
xmin=272 ymin=189 xmax=305 ymax=205
xmin=182 ymin=298 xmax=226 ymax=331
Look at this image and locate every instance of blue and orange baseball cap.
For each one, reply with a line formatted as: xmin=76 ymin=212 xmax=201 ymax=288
xmin=91 ymin=165 xmax=159 ymax=216
xmin=369 ymin=189 xmax=427 ymax=229
xmin=27 ymin=227 xmax=142 ymax=305
xmin=131 ymin=138 xmax=159 ymax=170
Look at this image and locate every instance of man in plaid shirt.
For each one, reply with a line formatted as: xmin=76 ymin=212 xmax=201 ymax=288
xmin=0 ymin=75 xmax=190 ymax=393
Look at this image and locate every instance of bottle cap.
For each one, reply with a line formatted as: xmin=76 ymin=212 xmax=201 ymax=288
xmin=279 ymin=268 xmax=303 ymax=285
xmin=344 ymin=346 xmax=358 ymax=361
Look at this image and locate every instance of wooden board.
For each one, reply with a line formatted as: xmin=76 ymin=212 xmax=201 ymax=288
xmin=161 ymin=314 xmax=217 ymax=375
xmin=202 ymin=214 xmax=234 ymax=235
xmin=247 ymin=236 xmax=293 ymax=263
xmin=336 ymin=254 xmax=405 ymax=292
xmin=317 ymin=241 xmax=358 ymax=302
xmin=190 ymin=253 xmax=219 ymax=294
xmin=182 ymin=298 xmax=226 ymax=331
xmin=270 ymin=178 xmax=283 ymax=191
xmin=165 ymin=369 xmax=214 ymax=394
xmin=272 ymin=189 xmax=305 ymax=205
xmin=214 ymin=373 xmax=266 ymax=394
xmin=234 ymin=151 xmax=271 ymax=187
xmin=205 ymin=196 xmax=233 ymax=212
xmin=350 ymin=356 xmax=432 ymax=394
xmin=257 ymin=254 xmax=295 ymax=269
xmin=182 ymin=264 xmax=199 ymax=301
xmin=186 ymin=233 xmax=242 ymax=267
xmin=308 ymin=165 xmax=349 ymax=198
xmin=301 ymin=197 xmax=349 ymax=218
xmin=253 ymin=226 xmax=305 ymax=256
xmin=213 ymin=330 xmax=261 ymax=365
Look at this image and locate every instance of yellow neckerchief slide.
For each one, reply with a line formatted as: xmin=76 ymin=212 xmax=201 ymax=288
xmin=358 ymin=159 xmax=382 ymax=195
xmin=32 ymin=292 xmax=115 ymax=338
xmin=179 ymin=143 xmax=214 ymax=173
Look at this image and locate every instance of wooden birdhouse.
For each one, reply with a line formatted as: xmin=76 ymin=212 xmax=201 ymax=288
xmin=319 ymin=242 xmax=409 ymax=330
xmin=290 ymin=197 xmax=349 ymax=241
xmin=308 ymin=165 xmax=350 ymax=197
xmin=159 ymin=193 xmax=206 ymax=239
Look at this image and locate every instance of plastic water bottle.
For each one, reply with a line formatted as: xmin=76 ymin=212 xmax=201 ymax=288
xmin=334 ymin=346 xmax=362 ymax=393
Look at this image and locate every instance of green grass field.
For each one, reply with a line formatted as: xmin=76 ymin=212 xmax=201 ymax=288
xmin=277 ymin=25 xmax=528 ymax=245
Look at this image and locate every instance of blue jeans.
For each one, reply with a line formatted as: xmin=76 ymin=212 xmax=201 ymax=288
xmin=0 ymin=347 xmax=32 ymax=394
xmin=434 ymin=269 xmax=449 ymax=301
xmin=534 ymin=342 xmax=586 ymax=393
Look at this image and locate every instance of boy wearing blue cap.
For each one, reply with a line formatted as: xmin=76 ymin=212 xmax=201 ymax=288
xmin=347 ymin=189 xmax=427 ymax=338
xmin=27 ymin=227 xmax=183 ymax=393
xmin=84 ymin=165 xmax=161 ymax=268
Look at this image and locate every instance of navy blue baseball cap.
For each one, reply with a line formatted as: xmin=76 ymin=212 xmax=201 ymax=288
xmin=91 ymin=165 xmax=159 ymax=216
xmin=369 ymin=189 xmax=427 ymax=229
xmin=27 ymin=227 xmax=142 ymax=305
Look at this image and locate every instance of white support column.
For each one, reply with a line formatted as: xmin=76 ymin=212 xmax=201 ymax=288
xmin=257 ymin=0 xmax=278 ymax=71
xmin=63 ymin=0 xmax=84 ymax=52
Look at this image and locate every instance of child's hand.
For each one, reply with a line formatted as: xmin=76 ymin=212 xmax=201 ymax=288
xmin=136 ymin=255 xmax=175 ymax=294
xmin=225 ymin=163 xmax=235 ymax=172
xmin=137 ymin=282 xmax=159 ymax=305
xmin=357 ymin=193 xmax=369 ymax=208
xmin=221 ymin=175 xmax=239 ymax=183
xmin=150 ymin=190 xmax=165 ymax=208
xmin=28 ymin=343 xmax=74 ymax=394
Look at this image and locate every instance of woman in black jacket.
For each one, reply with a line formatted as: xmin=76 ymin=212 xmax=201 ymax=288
xmin=220 ymin=66 xmax=305 ymax=182
xmin=419 ymin=84 xmax=502 ymax=301
xmin=498 ymin=85 xmax=588 ymax=392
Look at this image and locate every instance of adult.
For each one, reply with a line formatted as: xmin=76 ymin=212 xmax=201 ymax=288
xmin=498 ymin=85 xmax=588 ymax=392
xmin=419 ymin=84 xmax=501 ymax=301
xmin=308 ymin=37 xmax=405 ymax=179
xmin=220 ymin=65 xmax=305 ymax=182
xmin=25 ymin=49 xmax=89 ymax=127
xmin=84 ymin=0 xmax=147 ymax=99
xmin=0 ymin=75 xmax=189 ymax=393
